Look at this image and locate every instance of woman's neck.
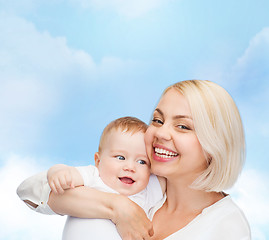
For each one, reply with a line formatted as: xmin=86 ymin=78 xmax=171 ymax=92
xmin=165 ymin=178 xmax=224 ymax=214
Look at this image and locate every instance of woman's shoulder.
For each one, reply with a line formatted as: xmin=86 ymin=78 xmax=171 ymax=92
xmin=165 ymin=196 xmax=251 ymax=240
xmin=201 ymin=195 xmax=251 ymax=238
xmin=202 ymin=195 xmax=246 ymax=217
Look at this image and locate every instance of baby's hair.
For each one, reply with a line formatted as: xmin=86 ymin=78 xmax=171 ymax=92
xmin=98 ymin=116 xmax=148 ymax=153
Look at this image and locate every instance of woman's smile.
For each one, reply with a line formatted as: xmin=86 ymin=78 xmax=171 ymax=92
xmin=153 ymin=144 xmax=179 ymax=162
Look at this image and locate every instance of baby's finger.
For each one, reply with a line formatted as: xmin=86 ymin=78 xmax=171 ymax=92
xmin=64 ymin=174 xmax=73 ymax=188
xmin=54 ymin=178 xmax=65 ymax=194
xmin=70 ymin=178 xmax=75 ymax=189
xmin=49 ymin=181 xmax=58 ymax=194
xmin=58 ymin=174 xmax=68 ymax=187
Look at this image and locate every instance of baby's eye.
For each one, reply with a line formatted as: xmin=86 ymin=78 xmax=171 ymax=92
xmin=137 ymin=160 xmax=147 ymax=165
xmin=116 ymin=155 xmax=125 ymax=160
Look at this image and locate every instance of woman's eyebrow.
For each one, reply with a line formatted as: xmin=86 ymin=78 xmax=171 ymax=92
xmin=154 ymin=108 xmax=163 ymax=116
xmin=155 ymin=108 xmax=192 ymax=120
xmin=173 ymin=115 xmax=192 ymax=120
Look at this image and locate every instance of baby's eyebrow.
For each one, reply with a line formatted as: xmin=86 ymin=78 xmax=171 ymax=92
xmin=111 ymin=149 xmax=127 ymax=155
xmin=137 ymin=155 xmax=148 ymax=160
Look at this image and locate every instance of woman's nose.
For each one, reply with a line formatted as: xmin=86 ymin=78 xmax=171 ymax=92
xmin=155 ymin=124 xmax=172 ymax=141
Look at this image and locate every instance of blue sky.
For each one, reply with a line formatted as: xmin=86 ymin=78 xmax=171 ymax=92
xmin=0 ymin=0 xmax=269 ymax=239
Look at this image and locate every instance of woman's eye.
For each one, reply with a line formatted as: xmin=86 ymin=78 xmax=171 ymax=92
xmin=116 ymin=155 xmax=125 ymax=160
xmin=137 ymin=160 xmax=147 ymax=165
xmin=152 ymin=118 xmax=163 ymax=125
xmin=177 ymin=125 xmax=189 ymax=130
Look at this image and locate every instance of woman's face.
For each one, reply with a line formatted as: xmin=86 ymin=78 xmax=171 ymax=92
xmin=145 ymin=88 xmax=208 ymax=181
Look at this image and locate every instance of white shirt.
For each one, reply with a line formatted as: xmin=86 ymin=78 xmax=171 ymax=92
xmin=17 ymin=165 xmax=163 ymax=240
xmin=148 ymin=194 xmax=251 ymax=240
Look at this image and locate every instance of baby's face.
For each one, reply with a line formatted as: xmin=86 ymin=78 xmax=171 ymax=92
xmin=95 ymin=129 xmax=151 ymax=196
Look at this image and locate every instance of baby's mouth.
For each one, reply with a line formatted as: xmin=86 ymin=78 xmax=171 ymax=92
xmin=119 ymin=177 xmax=135 ymax=184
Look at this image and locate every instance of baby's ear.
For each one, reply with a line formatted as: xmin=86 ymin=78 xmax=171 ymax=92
xmin=94 ymin=152 xmax=101 ymax=167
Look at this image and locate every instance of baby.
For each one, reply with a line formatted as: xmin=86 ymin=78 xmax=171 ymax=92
xmin=17 ymin=116 xmax=165 ymax=240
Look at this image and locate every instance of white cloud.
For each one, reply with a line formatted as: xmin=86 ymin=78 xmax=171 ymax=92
xmin=0 ymin=13 xmax=96 ymax=80
xmin=0 ymin=13 xmax=137 ymax=154
xmin=192 ymin=27 xmax=269 ymax=92
xmin=70 ymin=0 xmax=172 ymax=18
xmin=0 ymin=77 xmax=58 ymax=152
xmin=0 ymin=154 xmax=65 ymax=240
xmin=234 ymin=27 xmax=269 ymax=79
xmin=192 ymin=28 xmax=269 ymax=142
xmin=229 ymin=28 xmax=269 ymax=139
xmin=226 ymin=29 xmax=269 ymax=240
xmin=230 ymin=169 xmax=269 ymax=240
xmin=0 ymin=13 xmax=69 ymax=152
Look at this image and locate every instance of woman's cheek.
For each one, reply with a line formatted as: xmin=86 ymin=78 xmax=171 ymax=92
xmin=145 ymin=126 xmax=154 ymax=146
xmin=144 ymin=127 xmax=153 ymax=157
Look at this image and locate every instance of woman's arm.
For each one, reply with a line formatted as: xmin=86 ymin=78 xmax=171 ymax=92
xmin=48 ymin=186 xmax=154 ymax=239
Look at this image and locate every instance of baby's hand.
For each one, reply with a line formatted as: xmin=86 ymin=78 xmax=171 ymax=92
xmin=47 ymin=164 xmax=78 ymax=194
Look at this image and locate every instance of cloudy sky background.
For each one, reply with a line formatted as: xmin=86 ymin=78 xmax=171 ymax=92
xmin=0 ymin=1 xmax=269 ymax=239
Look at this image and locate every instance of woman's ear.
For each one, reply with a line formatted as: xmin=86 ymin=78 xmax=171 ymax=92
xmin=94 ymin=152 xmax=101 ymax=167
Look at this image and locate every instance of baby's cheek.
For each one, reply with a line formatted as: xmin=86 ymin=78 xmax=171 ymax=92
xmin=141 ymin=171 xmax=151 ymax=188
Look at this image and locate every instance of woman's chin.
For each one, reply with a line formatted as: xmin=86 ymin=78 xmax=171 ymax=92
xmin=150 ymin=164 xmax=167 ymax=177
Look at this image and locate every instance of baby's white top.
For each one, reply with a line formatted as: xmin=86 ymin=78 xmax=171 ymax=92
xmin=17 ymin=165 xmax=163 ymax=240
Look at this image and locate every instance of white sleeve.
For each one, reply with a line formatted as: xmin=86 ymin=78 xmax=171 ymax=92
xmin=16 ymin=171 xmax=56 ymax=215
xmin=75 ymin=165 xmax=99 ymax=187
xmin=16 ymin=165 xmax=98 ymax=215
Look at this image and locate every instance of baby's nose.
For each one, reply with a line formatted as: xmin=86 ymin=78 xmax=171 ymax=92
xmin=123 ymin=161 xmax=135 ymax=172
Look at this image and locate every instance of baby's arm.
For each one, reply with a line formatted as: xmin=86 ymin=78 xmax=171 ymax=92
xmin=47 ymin=164 xmax=84 ymax=194
xmin=17 ymin=165 xmax=85 ymax=214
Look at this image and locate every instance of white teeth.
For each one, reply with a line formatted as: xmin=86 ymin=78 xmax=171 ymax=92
xmin=154 ymin=148 xmax=178 ymax=157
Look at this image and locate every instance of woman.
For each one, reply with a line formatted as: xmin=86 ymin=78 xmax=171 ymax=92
xmin=49 ymin=80 xmax=251 ymax=239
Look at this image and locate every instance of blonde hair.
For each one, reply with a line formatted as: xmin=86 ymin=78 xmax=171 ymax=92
xmin=98 ymin=116 xmax=148 ymax=153
xmin=164 ymin=80 xmax=245 ymax=192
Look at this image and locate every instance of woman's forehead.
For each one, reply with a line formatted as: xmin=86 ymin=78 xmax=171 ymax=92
xmin=156 ymin=89 xmax=192 ymax=116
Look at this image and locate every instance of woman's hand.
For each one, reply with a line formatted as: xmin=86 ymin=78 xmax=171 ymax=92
xmin=111 ymin=195 xmax=154 ymax=240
